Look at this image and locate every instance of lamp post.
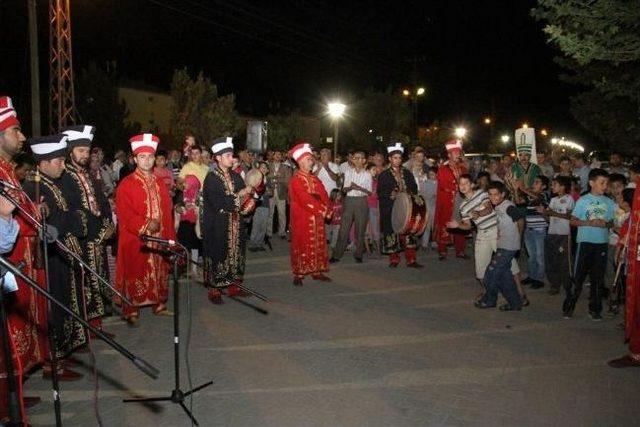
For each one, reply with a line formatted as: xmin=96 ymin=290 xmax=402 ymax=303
xmin=327 ymin=102 xmax=346 ymax=159
xmin=402 ymin=87 xmax=426 ymax=143
xmin=483 ymin=116 xmax=494 ymax=143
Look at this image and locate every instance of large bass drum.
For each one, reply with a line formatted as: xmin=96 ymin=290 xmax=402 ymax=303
xmin=391 ymin=192 xmax=428 ymax=236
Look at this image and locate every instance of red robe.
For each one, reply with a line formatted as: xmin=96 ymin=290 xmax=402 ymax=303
xmin=0 ymin=158 xmax=46 ymax=422
xmin=289 ymin=170 xmax=330 ymax=277
xmin=433 ymin=160 xmax=467 ymax=253
xmin=625 ymin=179 xmax=640 ymax=354
xmin=115 ymin=170 xmax=175 ymax=315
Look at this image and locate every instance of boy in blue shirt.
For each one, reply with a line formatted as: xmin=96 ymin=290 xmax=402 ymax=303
xmin=564 ymin=168 xmax=616 ymax=320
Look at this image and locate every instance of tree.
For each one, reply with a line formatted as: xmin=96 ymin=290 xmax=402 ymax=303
xmin=170 ymin=69 xmax=241 ymax=146
xmin=348 ymin=88 xmax=411 ymax=152
xmin=265 ymin=111 xmax=320 ymax=151
xmin=76 ymin=63 xmax=139 ymax=156
xmin=532 ymin=0 xmax=640 ymax=152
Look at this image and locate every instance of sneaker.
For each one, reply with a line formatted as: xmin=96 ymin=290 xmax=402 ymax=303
xmin=529 ymin=280 xmax=545 ymax=290
xmin=499 ymin=303 xmax=522 ymax=311
xmin=589 ymin=311 xmax=603 ymax=321
xmin=522 ymin=277 xmax=534 ymax=285
xmin=562 ymin=310 xmax=573 ymax=319
xmin=521 ymin=294 xmax=530 ymax=307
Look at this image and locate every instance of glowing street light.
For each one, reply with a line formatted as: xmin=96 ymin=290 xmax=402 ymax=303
xmin=540 ymin=128 xmax=548 ymax=136
xmin=327 ymin=102 xmax=346 ymax=119
xmin=327 ymin=101 xmax=346 ymax=158
xmin=501 ymin=134 xmax=510 ymax=144
xmin=454 ymin=127 xmax=467 ymax=139
xmin=484 ymin=117 xmax=492 ymax=125
xmin=522 ymin=123 xmax=529 ymax=129
xmin=550 ymin=136 xmax=584 ymax=152
xmin=402 ymin=89 xmax=410 ymax=96
xmin=416 ymin=87 xmax=426 ymax=96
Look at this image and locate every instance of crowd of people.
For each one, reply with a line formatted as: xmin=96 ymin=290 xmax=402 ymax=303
xmin=1 ymin=93 xmax=640 ymax=424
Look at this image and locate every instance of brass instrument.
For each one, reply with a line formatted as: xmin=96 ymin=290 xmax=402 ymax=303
xmin=504 ymin=168 xmax=526 ymax=205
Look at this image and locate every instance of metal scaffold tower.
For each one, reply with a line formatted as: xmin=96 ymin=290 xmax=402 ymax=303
xmin=49 ymin=0 xmax=76 ymax=133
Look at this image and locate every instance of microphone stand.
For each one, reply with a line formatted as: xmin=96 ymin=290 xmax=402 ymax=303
xmin=0 ymin=187 xmax=133 ymax=306
xmin=123 ymin=243 xmax=213 ymax=426
xmin=0 ymin=271 xmax=22 ymax=426
xmin=0 ymin=256 xmax=159 ymax=380
xmin=39 ymin=206 xmax=63 ymax=427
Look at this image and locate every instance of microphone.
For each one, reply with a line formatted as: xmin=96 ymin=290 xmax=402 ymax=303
xmin=0 ymin=180 xmax=19 ymax=190
xmin=140 ymin=235 xmax=178 ymax=246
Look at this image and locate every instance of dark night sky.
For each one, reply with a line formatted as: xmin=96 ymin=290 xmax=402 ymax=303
xmin=1 ymin=0 xmax=588 ymax=142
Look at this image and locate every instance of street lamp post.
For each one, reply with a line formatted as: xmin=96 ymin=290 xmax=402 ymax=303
xmin=484 ymin=116 xmax=494 ymax=143
xmin=403 ymin=87 xmax=426 ymax=143
xmin=327 ymin=102 xmax=346 ymax=159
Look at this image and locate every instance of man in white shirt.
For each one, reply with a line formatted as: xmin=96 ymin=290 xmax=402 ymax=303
xmin=315 ymin=148 xmax=340 ymax=195
xmin=330 ymin=151 xmax=372 ymax=263
xmin=339 ymin=150 xmax=355 ymax=175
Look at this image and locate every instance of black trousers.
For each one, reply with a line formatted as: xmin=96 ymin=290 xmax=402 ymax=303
xmin=567 ymin=242 xmax=608 ymax=314
xmin=545 ymin=234 xmax=571 ymax=291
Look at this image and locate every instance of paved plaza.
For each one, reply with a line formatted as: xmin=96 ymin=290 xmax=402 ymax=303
xmin=25 ymin=240 xmax=638 ymax=426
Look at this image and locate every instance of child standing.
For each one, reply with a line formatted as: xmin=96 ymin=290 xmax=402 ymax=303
xmin=329 ymin=189 xmax=343 ymax=249
xmin=523 ymin=175 xmax=550 ymax=289
xmin=365 ymin=164 xmax=380 ymax=255
xmin=543 ymin=176 xmax=574 ymax=295
xmin=610 ymin=188 xmax=635 ymax=312
xmin=564 ymin=168 xmax=617 ymax=320
xmin=475 ymin=181 xmax=525 ymax=311
xmin=421 ymin=168 xmax=438 ymax=249
xmin=248 ymin=162 xmax=271 ymax=251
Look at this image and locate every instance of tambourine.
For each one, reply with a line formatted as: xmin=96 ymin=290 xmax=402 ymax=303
xmin=244 ymin=169 xmax=265 ymax=195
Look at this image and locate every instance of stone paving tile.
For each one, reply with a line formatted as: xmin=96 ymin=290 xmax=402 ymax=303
xmin=23 ymin=241 xmax=638 ymax=426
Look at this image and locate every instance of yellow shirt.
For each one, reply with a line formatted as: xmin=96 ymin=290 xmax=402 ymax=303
xmin=179 ymin=162 xmax=210 ymax=186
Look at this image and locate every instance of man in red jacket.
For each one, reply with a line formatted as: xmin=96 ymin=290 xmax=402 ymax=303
xmin=115 ymin=133 xmax=175 ymax=326
xmin=609 ymin=181 xmax=640 ymax=368
xmin=288 ymin=141 xmax=331 ymax=287
xmin=434 ymin=139 xmax=468 ymax=260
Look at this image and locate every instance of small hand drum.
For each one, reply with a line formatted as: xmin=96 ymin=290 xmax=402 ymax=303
xmin=244 ymin=169 xmax=265 ymax=195
xmin=391 ymin=192 xmax=428 ymax=236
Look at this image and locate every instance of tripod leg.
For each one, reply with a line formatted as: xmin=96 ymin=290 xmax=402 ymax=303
xmin=183 ymin=380 xmax=214 ymax=397
xmin=179 ymin=401 xmax=199 ymax=426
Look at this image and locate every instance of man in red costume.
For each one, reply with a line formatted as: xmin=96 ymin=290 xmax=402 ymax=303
xmin=608 ymin=180 xmax=640 ymax=368
xmin=288 ymin=141 xmax=331 ymax=286
xmin=115 ymin=133 xmax=175 ymax=326
xmin=0 ymin=95 xmax=46 ymax=422
xmin=434 ymin=139 xmax=468 ymax=260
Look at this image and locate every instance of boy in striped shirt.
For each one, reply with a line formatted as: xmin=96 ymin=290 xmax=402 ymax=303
xmin=522 ymin=175 xmax=550 ymax=289
xmin=447 ymin=174 xmax=500 ymax=298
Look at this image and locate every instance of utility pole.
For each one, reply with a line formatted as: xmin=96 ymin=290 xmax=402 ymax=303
xmin=27 ymin=0 xmax=42 ymax=136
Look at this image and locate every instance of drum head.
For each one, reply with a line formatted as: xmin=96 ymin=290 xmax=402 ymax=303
xmin=245 ymin=169 xmax=263 ymax=188
xmin=391 ymin=193 xmax=411 ymax=234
